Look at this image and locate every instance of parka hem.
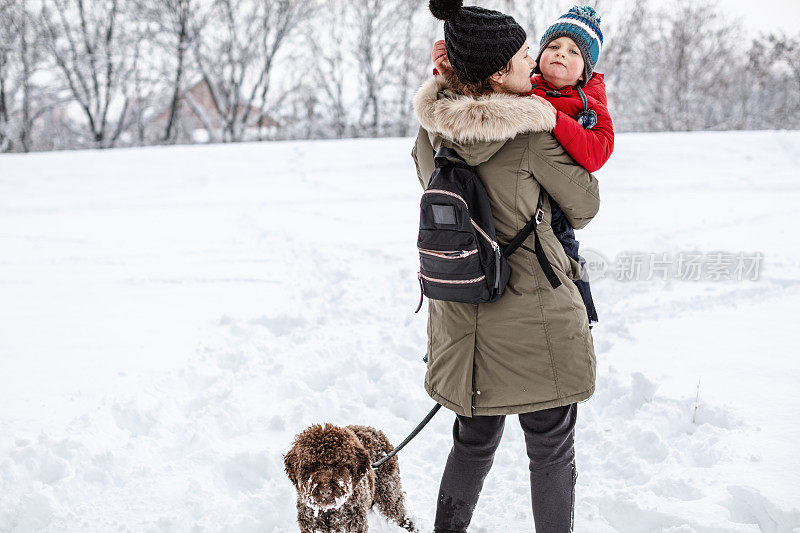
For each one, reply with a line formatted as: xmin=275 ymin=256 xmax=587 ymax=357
xmin=425 ymin=380 xmax=594 ymax=418
xmin=424 ymin=381 xmax=470 ymax=417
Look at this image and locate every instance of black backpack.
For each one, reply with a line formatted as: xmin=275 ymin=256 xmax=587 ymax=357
xmin=415 ymin=147 xmax=562 ymax=313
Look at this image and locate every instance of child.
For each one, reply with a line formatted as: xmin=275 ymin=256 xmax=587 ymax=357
xmin=432 ymin=6 xmax=611 ymax=326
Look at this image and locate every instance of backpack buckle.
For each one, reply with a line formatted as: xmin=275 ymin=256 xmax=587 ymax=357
xmin=535 ymin=208 xmax=545 ymax=224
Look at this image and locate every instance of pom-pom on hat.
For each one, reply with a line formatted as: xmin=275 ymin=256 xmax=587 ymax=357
xmin=534 ymin=5 xmax=603 ymax=87
xmin=429 ymin=0 xmax=527 ymax=84
xmin=429 ymin=0 xmax=462 ymax=20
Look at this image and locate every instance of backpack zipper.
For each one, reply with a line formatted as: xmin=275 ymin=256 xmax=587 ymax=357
xmin=492 ymin=241 xmax=500 ymax=291
xmin=415 ymin=272 xmax=424 ymax=313
xmin=423 ymin=189 xmax=467 ymax=204
xmin=415 ymin=271 xmax=486 ymax=313
xmin=471 ymin=222 xmax=501 ymax=291
xmin=418 ymin=248 xmax=478 ymax=259
xmin=420 ymin=273 xmax=486 ymax=284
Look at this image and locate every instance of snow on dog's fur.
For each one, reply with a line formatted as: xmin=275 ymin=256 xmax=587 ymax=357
xmin=284 ymin=423 xmax=416 ymax=532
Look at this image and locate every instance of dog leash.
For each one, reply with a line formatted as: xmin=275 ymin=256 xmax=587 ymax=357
xmin=370 ymin=403 xmax=442 ymax=469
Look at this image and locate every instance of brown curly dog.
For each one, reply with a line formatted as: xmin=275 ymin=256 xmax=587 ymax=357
xmin=283 ymin=423 xmax=416 ymax=532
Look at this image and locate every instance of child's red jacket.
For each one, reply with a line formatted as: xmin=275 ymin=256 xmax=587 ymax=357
xmin=430 ymin=69 xmax=614 ymax=172
xmin=528 ymin=73 xmax=613 ymax=173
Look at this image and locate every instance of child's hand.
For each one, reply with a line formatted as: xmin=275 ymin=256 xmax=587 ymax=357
xmin=531 ymin=94 xmax=558 ymax=121
xmin=432 ymin=40 xmax=452 ymax=74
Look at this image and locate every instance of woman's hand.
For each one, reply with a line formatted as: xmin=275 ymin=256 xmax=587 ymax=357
xmin=432 ymin=40 xmax=452 ymax=75
xmin=531 ymin=94 xmax=558 ymax=122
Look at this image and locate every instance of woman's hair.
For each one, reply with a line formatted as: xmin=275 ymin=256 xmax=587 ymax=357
xmin=443 ymin=57 xmax=514 ymax=96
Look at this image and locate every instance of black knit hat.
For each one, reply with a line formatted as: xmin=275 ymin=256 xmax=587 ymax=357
xmin=430 ymin=0 xmax=527 ymax=84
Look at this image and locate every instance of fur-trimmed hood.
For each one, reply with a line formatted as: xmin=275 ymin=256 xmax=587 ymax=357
xmin=413 ymin=76 xmax=557 ymax=160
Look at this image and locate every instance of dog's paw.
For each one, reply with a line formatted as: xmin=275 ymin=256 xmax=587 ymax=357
xmin=398 ymin=515 xmax=418 ymax=532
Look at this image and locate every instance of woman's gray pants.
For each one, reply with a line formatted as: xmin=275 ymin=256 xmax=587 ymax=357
xmin=433 ymin=403 xmax=578 ymax=533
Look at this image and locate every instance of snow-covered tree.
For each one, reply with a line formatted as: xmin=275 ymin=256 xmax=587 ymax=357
xmin=133 ymin=0 xmax=208 ymax=143
xmin=1 ymin=0 xmax=53 ymax=152
xmin=190 ymin=0 xmax=313 ymax=142
xmin=40 ymin=0 xmax=139 ymax=148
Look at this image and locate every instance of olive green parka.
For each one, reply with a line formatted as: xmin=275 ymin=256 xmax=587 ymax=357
xmin=411 ymin=76 xmax=601 ymax=417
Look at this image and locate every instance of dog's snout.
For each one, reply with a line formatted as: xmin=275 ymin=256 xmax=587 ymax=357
xmin=319 ymin=486 xmax=332 ymax=499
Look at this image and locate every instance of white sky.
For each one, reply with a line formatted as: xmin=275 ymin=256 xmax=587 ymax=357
xmin=718 ymin=0 xmax=800 ymax=35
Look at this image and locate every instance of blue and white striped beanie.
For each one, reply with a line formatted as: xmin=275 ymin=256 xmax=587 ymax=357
xmin=534 ymin=6 xmax=603 ymax=87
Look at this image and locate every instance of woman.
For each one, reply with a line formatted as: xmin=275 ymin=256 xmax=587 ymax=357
xmin=411 ymin=2 xmax=600 ymax=532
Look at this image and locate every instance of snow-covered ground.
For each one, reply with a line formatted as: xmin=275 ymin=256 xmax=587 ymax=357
xmin=1 ymin=130 xmax=799 ymax=532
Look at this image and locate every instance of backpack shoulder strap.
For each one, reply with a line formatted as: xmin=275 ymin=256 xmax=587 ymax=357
xmin=502 ymin=190 xmax=562 ymax=289
xmin=503 ymin=191 xmax=544 ymax=257
xmin=433 ymin=146 xmax=467 ymax=167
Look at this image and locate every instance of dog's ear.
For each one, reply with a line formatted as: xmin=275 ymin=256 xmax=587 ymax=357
xmin=352 ymin=443 xmax=371 ymax=481
xmin=342 ymin=427 xmax=372 ymax=481
xmin=283 ymin=446 xmax=300 ymax=486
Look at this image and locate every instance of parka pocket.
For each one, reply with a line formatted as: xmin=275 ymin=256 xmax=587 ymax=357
xmin=547 ymin=237 xmax=572 ymax=279
xmin=565 ymin=256 xmax=583 ymax=281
